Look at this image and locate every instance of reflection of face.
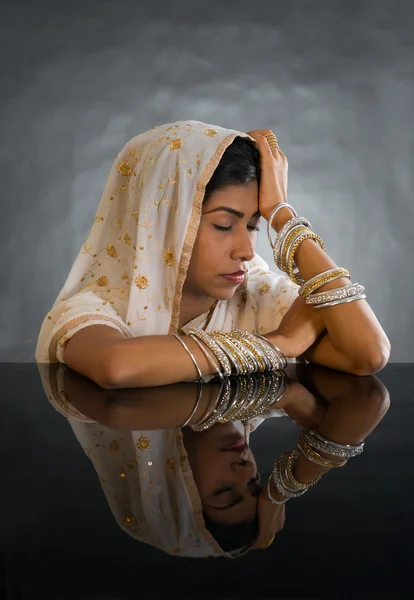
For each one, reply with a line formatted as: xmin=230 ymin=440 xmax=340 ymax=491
xmin=182 ymin=423 xmax=260 ymax=526
xmin=184 ymin=181 xmax=260 ymax=301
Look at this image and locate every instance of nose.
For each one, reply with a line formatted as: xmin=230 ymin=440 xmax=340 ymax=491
xmin=230 ymin=228 xmax=255 ymax=262
xmin=231 ymin=459 xmax=256 ymax=481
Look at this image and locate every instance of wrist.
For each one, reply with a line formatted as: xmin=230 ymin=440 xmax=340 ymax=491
xmin=264 ymin=332 xmax=293 ymax=358
xmin=265 ymin=205 xmax=297 ymax=233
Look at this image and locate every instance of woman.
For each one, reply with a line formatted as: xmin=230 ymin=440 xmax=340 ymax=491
xmin=35 ymin=120 xmax=390 ymax=387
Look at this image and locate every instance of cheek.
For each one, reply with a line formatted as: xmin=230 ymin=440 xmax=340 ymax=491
xmin=195 ymin=228 xmax=226 ymax=263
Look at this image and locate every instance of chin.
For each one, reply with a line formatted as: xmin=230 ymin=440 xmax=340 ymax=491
xmin=207 ymin=282 xmax=243 ymax=301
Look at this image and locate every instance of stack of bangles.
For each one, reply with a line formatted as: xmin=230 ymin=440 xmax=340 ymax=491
xmin=173 ymin=328 xmax=287 ymax=380
xmin=267 ymin=203 xmax=367 ymax=308
xmin=188 ymin=371 xmax=286 ymax=431
xmin=267 ymin=429 xmax=364 ymax=505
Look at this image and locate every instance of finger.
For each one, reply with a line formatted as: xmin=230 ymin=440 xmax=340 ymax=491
xmin=255 ymin=132 xmax=280 ymax=162
xmin=247 ymin=130 xmax=281 ymax=160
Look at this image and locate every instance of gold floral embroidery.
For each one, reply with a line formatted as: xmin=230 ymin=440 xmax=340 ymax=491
xmin=136 ymin=436 xmax=150 ymax=451
xmin=109 ymin=440 xmax=120 ymax=453
xmin=135 ymin=274 xmax=149 ymax=289
xmin=205 ymin=128 xmax=218 ymax=137
xmin=166 ymin=459 xmax=177 ymax=471
xmin=118 ymin=161 xmax=132 ymax=176
xmin=124 ymin=515 xmax=135 ymax=525
xmin=96 ymin=276 xmax=109 ymax=287
xmin=170 ymin=138 xmax=182 ymax=151
xmin=163 ymin=251 xmax=175 ymax=266
xmin=124 ymin=232 xmax=131 ymax=245
xmin=171 ymin=546 xmax=182 ymax=554
xmin=121 ymin=272 xmax=129 ymax=281
xmin=259 ymin=282 xmax=271 ymax=295
xmin=107 ymin=244 xmax=118 ymax=258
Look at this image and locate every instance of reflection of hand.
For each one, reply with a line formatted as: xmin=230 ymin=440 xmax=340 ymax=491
xmin=264 ymin=296 xmax=326 ymax=358
xmin=253 ymin=484 xmax=286 ymax=549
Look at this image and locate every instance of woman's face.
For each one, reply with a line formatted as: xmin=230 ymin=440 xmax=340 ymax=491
xmin=184 ymin=181 xmax=260 ymax=301
xmin=183 ymin=422 xmax=260 ymax=526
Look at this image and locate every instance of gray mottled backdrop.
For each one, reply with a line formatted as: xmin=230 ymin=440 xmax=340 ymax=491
xmin=1 ymin=0 xmax=413 ymax=361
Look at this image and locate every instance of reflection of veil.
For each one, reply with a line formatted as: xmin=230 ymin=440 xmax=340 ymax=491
xmin=39 ymin=363 xmax=286 ymax=557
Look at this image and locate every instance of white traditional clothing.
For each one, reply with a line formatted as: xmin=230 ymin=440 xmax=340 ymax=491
xmin=35 ymin=120 xmax=298 ymax=364
xmin=38 ymin=362 xmax=286 ymax=558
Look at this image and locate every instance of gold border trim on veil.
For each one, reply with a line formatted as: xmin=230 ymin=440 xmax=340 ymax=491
xmin=175 ymin=428 xmax=227 ymax=556
xmin=168 ymin=133 xmax=244 ymax=335
xmin=49 ymin=313 xmax=133 ymax=363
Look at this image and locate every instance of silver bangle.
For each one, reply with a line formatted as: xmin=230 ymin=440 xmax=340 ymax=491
xmin=255 ymin=333 xmax=288 ymax=370
xmin=188 ymin=330 xmax=232 ymax=376
xmin=273 ymin=457 xmax=308 ymax=498
xmin=267 ymin=475 xmax=290 ymax=504
xmin=179 ymin=382 xmax=203 ymax=428
xmin=191 ymin=378 xmax=232 ymax=431
xmin=306 ymin=283 xmax=365 ymax=306
xmin=304 ymin=430 xmax=364 ymax=458
xmin=190 ymin=334 xmax=224 ymax=380
xmin=277 ymin=223 xmax=309 ymax=270
xmin=225 ymin=335 xmax=261 ymax=374
xmin=267 ymin=203 xmax=298 ymax=248
xmin=210 ymin=334 xmax=242 ymax=376
xmin=273 ymin=216 xmax=312 ymax=266
xmin=173 ymin=333 xmax=203 ymax=379
xmin=313 ymin=293 xmax=366 ymax=310
xmin=191 ymin=380 xmax=225 ymax=427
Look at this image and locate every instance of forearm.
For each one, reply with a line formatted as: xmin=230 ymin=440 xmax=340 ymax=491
xmin=270 ymin=208 xmax=391 ymax=372
xmin=108 ymin=334 xmax=215 ymax=388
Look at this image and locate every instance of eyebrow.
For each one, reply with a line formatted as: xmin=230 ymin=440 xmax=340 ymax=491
xmin=205 ymin=496 xmax=245 ymax=511
xmin=203 ymin=207 xmax=261 ymax=219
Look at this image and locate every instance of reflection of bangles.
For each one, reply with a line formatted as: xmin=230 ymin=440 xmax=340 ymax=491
xmin=268 ymin=427 xmax=365 ymax=504
xmin=189 ymin=371 xmax=287 ymax=431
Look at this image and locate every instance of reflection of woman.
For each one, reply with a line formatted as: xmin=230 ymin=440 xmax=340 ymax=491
xmin=39 ymin=363 xmax=287 ymax=556
xmin=35 ymin=121 xmax=390 ymax=388
xmin=38 ymin=362 xmax=390 ymax=556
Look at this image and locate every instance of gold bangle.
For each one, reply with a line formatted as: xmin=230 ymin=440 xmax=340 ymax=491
xmin=284 ymin=449 xmax=322 ymax=490
xmin=286 ymin=232 xmax=326 ymax=284
xmin=238 ymin=375 xmax=269 ymax=420
xmin=299 ymin=268 xmax=351 ymax=299
xmin=298 ymin=434 xmax=348 ymax=468
xmin=279 ymin=226 xmax=310 ymax=272
xmin=211 ymin=332 xmax=249 ymax=375
xmin=229 ymin=332 xmax=267 ymax=372
xmin=219 ymin=378 xmax=249 ymax=422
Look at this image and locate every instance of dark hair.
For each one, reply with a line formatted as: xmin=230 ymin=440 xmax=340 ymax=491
xmin=203 ymin=136 xmax=261 ymax=205
xmin=203 ymin=512 xmax=258 ymax=552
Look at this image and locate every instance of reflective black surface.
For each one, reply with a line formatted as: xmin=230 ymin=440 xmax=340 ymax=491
xmin=2 ymin=362 xmax=413 ymax=598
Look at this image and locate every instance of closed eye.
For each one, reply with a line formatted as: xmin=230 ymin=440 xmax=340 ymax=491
xmin=213 ymin=224 xmax=260 ymax=232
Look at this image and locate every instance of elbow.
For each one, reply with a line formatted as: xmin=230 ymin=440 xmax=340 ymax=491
xmin=96 ymin=349 xmax=125 ymax=390
xmin=349 ymin=337 xmax=391 ymax=376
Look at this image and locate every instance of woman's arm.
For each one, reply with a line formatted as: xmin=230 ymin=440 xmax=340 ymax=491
xmin=247 ymin=129 xmax=391 ymax=376
xmin=63 ymin=366 xmax=220 ymax=429
xmin=270 ymin=206 xmax=391 ymax=375
xmin=269 ymin=365 xmax=390 ymax=500
xmin=63 ymin=324 xmax=216 ymax=388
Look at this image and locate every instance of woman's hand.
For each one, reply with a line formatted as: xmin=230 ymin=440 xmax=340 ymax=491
xmin=264 ymin=296 xmax=326 ymax=358
xmin=246 ymin=129 xmax=289 ymax=222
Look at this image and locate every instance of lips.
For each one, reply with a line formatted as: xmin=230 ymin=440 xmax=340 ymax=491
xmin=221 ymin=270 xmax=246 ymax=276
xmin=222 ymin=439 xmax=248 ymax=453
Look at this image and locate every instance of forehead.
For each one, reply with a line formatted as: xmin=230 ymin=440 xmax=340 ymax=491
xmin=203 ymin=181 xmax=259 ymax=211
